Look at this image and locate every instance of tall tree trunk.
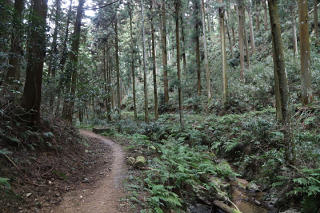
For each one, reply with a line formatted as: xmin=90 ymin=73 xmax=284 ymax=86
xmin=291 ymin=4 xmax=298 ymax=58
xmin=263 ymin=0 xmax=268 ymax=30
xmin=231 ymin=25 xmax=236 ymax=48
xmin=268 ymin=0 xmax=289 ymax=123
xmin=225 ymin=17 xmax=234 ymax=58
xmin=226 ymin=8 xmax=234 ymax=57
xmin=247 ymin=6 xmax=256 ymax=53
xmin=268 ymin=0 xmax=291 ymax=163
xmin=194 ymin=0 xmax=201 ymax=96
xmin=106 ymin=41 xmax=112 ymax=121
xmin=103 ymin=43 xmax=107 ymax=114
xmin=0 ymin=0 xmax=11 ymax=80
xmin=237 ymin=0 xmax=245 ymax=81
xmin=150 ymin=1 xmax=158 ymax=120
xmin=219 ymin=0 xmax=228 ymax=106
xmin=201 ymin=0 xmax=211 ymax=100
xmin=141 ymin=0 xmax=148 ymax=122
xmin=160 ymin=0 xmax=169 ymax=105
xmin=114 ymin=15 xmax=121 ymax=119
xmin=55 ymin=0 xmax=72 ymax=116
xmin=314 ymin=0 xmax=319 ymax=41
xmin=61 ymin=0 xmax=85 ymax=122
xmin=48 ymin=0 xmax=61 ymax=110
xmin=129 ymin=3 xmax=137 ymax=120
xmin=244 ymin=24 xmax=250 ymax=69
xmin=5 ymin=0 xmax=24 ymax=86
xmin=256 ymin=1 xmax=261 ymax=31
xmin=175 ymin=0 xmax=184 ymax=128
xmin=298 ymin=0 xmax=313 ymax=105
xmin=195 ymin=33 xmax=201 ymax=95
xmin=21 ymin=0 xmax=48 ymax=123
xmin=180 ymin=14 xmax=187 ymax=76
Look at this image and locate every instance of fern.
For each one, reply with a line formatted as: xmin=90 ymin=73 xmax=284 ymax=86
xmin=0 ymin=177 xmax=11 ymax=189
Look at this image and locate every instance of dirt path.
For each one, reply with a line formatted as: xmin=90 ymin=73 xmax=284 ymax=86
xmin=52 ymin=130 xmax=127 ymax=213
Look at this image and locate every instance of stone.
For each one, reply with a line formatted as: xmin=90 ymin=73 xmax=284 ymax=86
xmin=247 ymin=182 xmax=259 ymax=192
xmin=135 ymin=156 xmax=146 ymax=168
xmin=82 ymin=178 xmax=89 ymax=183
xmin=127 ymin=157 xmax=135 ymax=166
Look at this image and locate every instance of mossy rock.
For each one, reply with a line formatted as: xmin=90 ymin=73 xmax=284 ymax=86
xmin=135 ymin=156 xmax=146 ymax=168
xmin=127 ymin=157 xmax=136 ymax=166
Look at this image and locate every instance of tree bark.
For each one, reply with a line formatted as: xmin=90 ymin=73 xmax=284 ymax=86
xmin=175 ymin=0 xmax=184 ymax=128
xmin=61 ymin=0 xmax=85 ymax=122
xmin=5 ymin=0 xmax=24 ymax=86
xmin=106 ymin=41 xmax=112 ymax=121
xmin=129 ymin=3 xmax=137 ymax=120
xmin=219 ymin=0 xmax=228 ymax=106
xmin=263 ymin=0 xmax=268 ymax=30
xmin=55 ymin=0 xmax=72 ymax=116
xmin=150 ymin=0 xmax=158 ymax=120
xmin=160 ymin=0 xmax=169 ymax=105
xmin=180 ymin=14 xmax=187 ymax=77
xmin=314 ymin=0 xmax=319 ymax=41
xmin=0 ymin=0 xmax=11 ymax=80
xmin=268 ymin=0 xmax=289 ymax=123
xmin=225 ymin=18 xmax=234 ymax=58
xmin=48 ymin=0 xmax=61 ymax=109
xmin=291 ymin=4 xmax=298 ymax=58
xmin=244 ymin=23 xmax=250 ymax=69
xmin=298 ymin=0 xmax=313 ymax=105
xmin=103 ymin=43 xmax=107 ymax=116
xmin=268 ymin=0 xmax=292 ymax=164
xmin=141 ymin=0 xmax=149 ymax=122
xmin=247 ymin=6 xmax=256 ymax=53
xmin=194 ymin=0 xmax=202 ymax=96
xmin=201 ymin=0 xmax=211 ymax=100
xmin=237 ymin=0 xmax=245 ymax=81
xmin=114 ymin=15 xmax=121 ymax=119
xmin=256 ymin=1 xmax=261 ymax=31
xmin=21 ymin=0 xmax=48 ymax=123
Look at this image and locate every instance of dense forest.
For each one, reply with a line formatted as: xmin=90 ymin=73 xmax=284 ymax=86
xmin=0 ymin=0 xmax=320 ymax=212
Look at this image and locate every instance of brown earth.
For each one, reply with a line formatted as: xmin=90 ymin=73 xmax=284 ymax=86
xmin=51 ymin=130 xmax=128 ymax=213
xmin=0 ymin=120 xmax=128 ymax=213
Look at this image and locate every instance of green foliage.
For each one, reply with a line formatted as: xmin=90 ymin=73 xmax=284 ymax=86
xmin=273 ymin=168 xmax=320 ymax=198
xmin=111 ymin=115 xmax=239 ymax=212
xmin=0 ymin=148 xmax=12 ymax=155
xmin=0 ymin=177 xmax=11 ymax=190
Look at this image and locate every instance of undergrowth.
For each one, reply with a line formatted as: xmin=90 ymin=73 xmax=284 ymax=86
xmin=95 ymin=103 xmax=320 ymax=212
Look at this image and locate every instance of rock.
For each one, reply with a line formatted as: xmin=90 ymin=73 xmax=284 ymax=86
xmin=189 ymin=203 xmax=212 ymax=213
xmin=213 ymin=201 xmax=239 ymax=213
xmin=210 ymin=176 xmax=230 ymax=191
xmin=127 ymin=157 xmax=136 ymax=166
xmin=231 ymin=178 xmax=248 ymax=189
xmin=247 ymin=182 xmax=259 ymax=192
xmin=82 ymin=178 xmax=89 ymax=183
xmin=135 ymin=156 xmax=146 ymax=168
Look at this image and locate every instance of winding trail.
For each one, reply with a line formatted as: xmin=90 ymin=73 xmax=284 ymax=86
xmin=52 ymin=130 xmax=127 ymax=213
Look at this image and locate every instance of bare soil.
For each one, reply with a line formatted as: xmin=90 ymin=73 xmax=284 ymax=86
xmin=0 ymin=119 xmax=128 ymax=213
xmin=51 ymin=130 xmax=128 ymax=213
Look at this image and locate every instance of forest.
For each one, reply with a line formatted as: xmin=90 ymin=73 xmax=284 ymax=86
xmin=0 ymin=0 xmax=320 ymax=212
